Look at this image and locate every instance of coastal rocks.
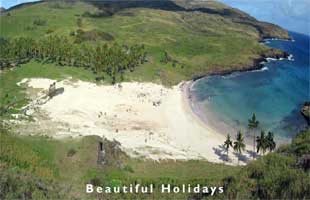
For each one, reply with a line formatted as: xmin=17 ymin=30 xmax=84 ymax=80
xmin=301 ymin=102 xmax=310 ymax=124
xmin=262 ymin=48 xmax=290 ymax=60
xmin=191 ymin=47 xmax=289 ymax=80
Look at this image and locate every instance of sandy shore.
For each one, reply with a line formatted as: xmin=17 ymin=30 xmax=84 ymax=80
xmin=14 ymin=78 xmax=254 ymax=165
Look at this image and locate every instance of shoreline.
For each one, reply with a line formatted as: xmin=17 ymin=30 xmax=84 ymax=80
xmin=191 ymin=48 xmax=289 ymax=82
xmin=185 ymin=54 xmax=296 ymax=146
xmin=181 ymin=81 xmax=253 ymax=145
xmin=13 ymin=78 xmax=255 ymax=165
xmin=182 ymin=79 xmax=293 ymax=150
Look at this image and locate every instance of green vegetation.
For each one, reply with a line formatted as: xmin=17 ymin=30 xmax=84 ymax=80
xmin=233 ymin=131 xmax=246 ymax=165
xmin=0 ymin=36 xmax=146 ymax=84
xmin=74 ymin=29 xmax=115 ymax=42
xmin=256 ymin=131 xmax=276 ymax=155
xmin=223 ymin=134 xmax=233 ymax=161
xmin=225 ymin=115 xmax=277 ymax=164
xmin=0 ymin=0 xmax=289 ymax=85
xmin=0 ymin=128 xmax=239 ymax=199
xmin=1 ymin=127 xmax=309 ymax=199
xmin=248 ymin=113 xmax=259 ymax=159
xmin=224 ymin=129 xmax=310 ymax=199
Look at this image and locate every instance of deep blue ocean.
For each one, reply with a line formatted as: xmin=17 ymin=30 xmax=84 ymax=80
xmin=191 ymin=32 xmax=309 ymax=139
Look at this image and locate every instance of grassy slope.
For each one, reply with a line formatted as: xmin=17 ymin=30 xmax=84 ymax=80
xmin=0 ymin=1 xmax=288 ymax=85
xmin=0 ymin=130 xmax=240 ymax=199
xmin=1 ymin=128 xmax=309 ymax=199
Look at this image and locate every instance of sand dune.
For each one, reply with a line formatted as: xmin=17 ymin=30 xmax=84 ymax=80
xmin=15 ymin=78 xmax=253 ymax=165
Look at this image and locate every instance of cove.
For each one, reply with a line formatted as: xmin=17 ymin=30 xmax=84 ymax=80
xmin=190 ymin=32 xmax=309 ymax=140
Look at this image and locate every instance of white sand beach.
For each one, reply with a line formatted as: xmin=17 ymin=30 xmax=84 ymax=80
xmin=15 ymin=78 xmax=254 ymax=165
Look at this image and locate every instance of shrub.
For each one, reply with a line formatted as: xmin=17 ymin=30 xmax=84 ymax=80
xmin=89 ymin=177 xmax=102 ymax=186
xmin=46 ymin=29 xmax=54 ymax=34
xmin=67 ymin=148 xmax=77 ymax=157
xmin=123 ymin=164 xmax=134 ymax=173
xmin=69 ymin=31 xmax=76 ymax=36
xmin=77 ymin=18 xmax=83 ymax=27
xmin=74 ymin=29 xmax=114 ymax=43
xmin=82 ymin=10 xmax=111 ymax=18
xmin=33 ymin=19 xmax=47 ymax=26
xmin=25 ymin=26 xmax=35 ymax=31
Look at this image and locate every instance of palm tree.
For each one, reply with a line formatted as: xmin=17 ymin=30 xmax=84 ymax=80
xmin=266 ymin=131 xmax=276 ymax=152
xmin=224 ymin=134 xmax=233 ymax=161
xmin=256 ymin=131 xmax=268 ymax=155
xmin=248 ymin=113 xmax=259 ymax=159
xmin=233 ymin=131 xmax=246 ymax=165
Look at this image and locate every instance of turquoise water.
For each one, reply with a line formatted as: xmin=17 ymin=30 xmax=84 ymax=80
xmin=191 ymin=32 xmax=309 ymax=139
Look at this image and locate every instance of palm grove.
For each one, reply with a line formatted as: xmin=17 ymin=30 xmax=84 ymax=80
xmin=0 ymin=36 xmax=147 ymax=84
xmin=224 ymin=113 xmax=276 ymax=164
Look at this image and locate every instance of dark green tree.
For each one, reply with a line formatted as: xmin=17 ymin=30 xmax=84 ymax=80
xmin=224 ymin=134 xmax=233 ymax=161
xmin=233 ymin=131 xmax=246 ymax=165
xmin=248 ymin=113 xmax=259 ymax=159
xmin=256 ymin=130 xmax=268 ymax=155
xmin=266 ymin=131 xmax=276 ymax=152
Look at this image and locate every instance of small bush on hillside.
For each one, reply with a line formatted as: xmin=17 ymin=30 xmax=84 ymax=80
xmin=82 ymin=10 xmax=111 ymax=18
xmin=89 ymin=177 xmax=102 ymax=186
xmin=67 ymin=148 xmax=77 ymax=157
xmin=69 ymin=31 xmax=76 ymax=36
xmin=33 ymin=19 xmax=47 ymax=26
xmin=123 ymin=165 xmax=134 ymax=173
xmin=74 ymin=29 xmax=114 ymax=43
xmin=25 ymin=26 xmax=35 ymax=31
xmin=46 ymin=29 xmax=54 ymax=34
xmin=76 ymin=18 xmax=83 ymax=28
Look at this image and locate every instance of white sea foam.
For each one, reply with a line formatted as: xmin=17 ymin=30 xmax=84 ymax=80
xmin=266 ymin=57 xmax=277 ymax=62
xmin=288 ymin=54 xmax=294 ymax=61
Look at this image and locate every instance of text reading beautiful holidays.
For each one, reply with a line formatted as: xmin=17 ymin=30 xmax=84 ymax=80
xmin=86 ymin=183 xmax=224 ymax=195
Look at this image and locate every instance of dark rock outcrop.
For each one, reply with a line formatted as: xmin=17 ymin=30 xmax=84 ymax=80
xmin=297 ymin=154 xmax=310 ymax=171
xmin=301 ymin=102 xmax=310 ymax=124
xmin=192 ymin=48 xmax=289 ymax=80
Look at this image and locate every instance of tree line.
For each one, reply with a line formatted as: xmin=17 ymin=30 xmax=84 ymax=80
xmin=0 ymin=36 xmax=147 ymax=84
xmin=224 ymin=113 xmax=276 ymax=164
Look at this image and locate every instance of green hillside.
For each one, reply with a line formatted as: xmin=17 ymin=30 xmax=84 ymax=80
xmin=1 ymin=127 xmax=309 ymax=199
xmin=0 ymin=0 xmax=289 ymax=85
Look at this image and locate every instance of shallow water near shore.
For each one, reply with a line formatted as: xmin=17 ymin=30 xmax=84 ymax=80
xmin=191 ymin=32 xmax=309 ymax=139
